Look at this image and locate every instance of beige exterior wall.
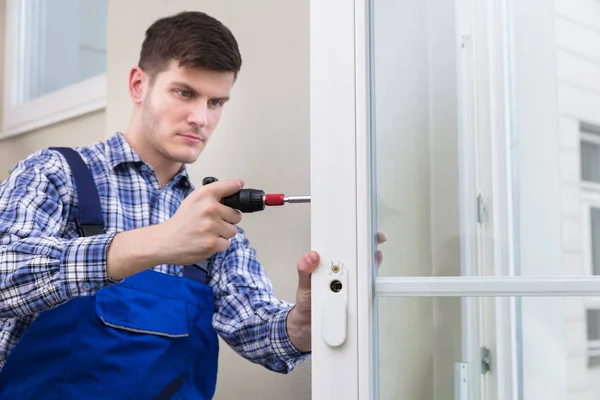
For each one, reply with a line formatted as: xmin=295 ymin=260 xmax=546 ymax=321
xmin=106 ymin=2 xmax=311 ymax=399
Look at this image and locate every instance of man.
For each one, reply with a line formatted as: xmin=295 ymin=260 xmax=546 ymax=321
xmin=0 ymin=10 xmax=385 ymax=400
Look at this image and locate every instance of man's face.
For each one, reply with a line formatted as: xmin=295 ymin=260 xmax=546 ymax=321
xmin=136 ymin=60 xmax=235 ymax=165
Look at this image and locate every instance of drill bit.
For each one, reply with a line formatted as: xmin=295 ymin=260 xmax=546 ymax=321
xmin=284 ymin=196 xmax=311 ymax=204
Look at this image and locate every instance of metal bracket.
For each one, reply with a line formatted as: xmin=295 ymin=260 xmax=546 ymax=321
xmin=477 ymin=194 xmax=486 ymax=224
xmin=481 ymin=346 xmax=491 ymax=374
xmin=454 ymin=363 xmax=469 ymax=400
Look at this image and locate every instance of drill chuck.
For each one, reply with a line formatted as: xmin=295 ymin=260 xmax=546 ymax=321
xmin=221 ymin=189 xmax=266 ymax=213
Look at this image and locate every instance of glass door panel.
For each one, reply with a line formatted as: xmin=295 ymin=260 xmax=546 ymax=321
xmin=367 ymin=0 xmax=600 ymax=398
xmin=369 ymin=0 xmax=478 ymax=397
xmin=372 ymin=0 xmax=462 ymax=280
xmin=308 ymin=0 xmax=600 ymax=399
xmin=376 ymin=295 xmax=600 ymax=400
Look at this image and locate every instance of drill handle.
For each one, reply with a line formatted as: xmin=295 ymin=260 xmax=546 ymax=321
xmin=202 ymin=177 xmax=266 ymax=213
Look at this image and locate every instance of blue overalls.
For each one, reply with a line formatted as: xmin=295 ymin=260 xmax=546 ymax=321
xmin=0 ymin=147 xmax=219 ymax=399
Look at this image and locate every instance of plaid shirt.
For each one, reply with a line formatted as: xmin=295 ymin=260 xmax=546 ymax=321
xmin=0 ymin=132 xmax=307 ymax=373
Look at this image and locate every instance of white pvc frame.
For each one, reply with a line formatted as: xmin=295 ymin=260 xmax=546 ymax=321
xmin=310 ymin=0 xmax=359 ymax=398
xmin=376 ymin=276 xmax=600 ymax=297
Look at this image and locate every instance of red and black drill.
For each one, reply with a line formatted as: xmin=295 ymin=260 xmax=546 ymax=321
xmin=202 ymin=177 xmax=311 ymax=213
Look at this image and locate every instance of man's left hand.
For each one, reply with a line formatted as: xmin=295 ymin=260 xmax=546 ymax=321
xmin=286 ymin=232 xmax=387 ymax=353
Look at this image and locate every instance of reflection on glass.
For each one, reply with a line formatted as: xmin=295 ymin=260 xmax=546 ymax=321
xmin=378 ymin=296 xmax=461 ymax=400
xmin=369 ymin=4 xmax=600 ymax=280
xmin=368 ymin=0 xmax=600 ymax=398
xmin=581 ymin=126 xmax=600 ymax=184
xmin=591 ymin=209 xmax=600 ymax=275
xmin=371 ymin=0 xmax=461 ymax=279
xmin=377 ymin=296 xmax=600 ymax=400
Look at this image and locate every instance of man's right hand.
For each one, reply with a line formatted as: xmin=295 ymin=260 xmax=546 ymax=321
xmin=159 ymin=179 xmax=244 ymax=265
xmin=106 ymin=179 xmax=244 ymax=280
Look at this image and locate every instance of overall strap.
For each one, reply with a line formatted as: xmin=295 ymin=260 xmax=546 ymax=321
xmin=50 ymin=147 xmax=105 ymax=237
xmin=153 ymin=373 xmax=185 ymax=400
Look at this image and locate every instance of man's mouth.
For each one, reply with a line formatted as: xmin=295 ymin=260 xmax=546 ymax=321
xmin=178 ymin=133 xmax=205 ymax=143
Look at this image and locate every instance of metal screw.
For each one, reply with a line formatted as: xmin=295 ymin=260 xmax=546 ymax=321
xmin=331 ymin=265 xmax=340 ymax=273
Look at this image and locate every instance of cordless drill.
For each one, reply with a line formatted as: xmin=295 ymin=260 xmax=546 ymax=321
xmin=202 ymin=177 xmax=311 ymax=213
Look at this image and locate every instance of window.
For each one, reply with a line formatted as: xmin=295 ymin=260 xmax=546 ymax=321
xmin=588 ymin=310 xmax=600 ymax=366
xmin=581 ymin=122 xmax=600 ymax=366
xmin=587 ymin=212 xmax=600 ymax=365
xmin=582 ymin=125 xmax=600 ymax=185
xmin=3 ymin=0 xmax=108 ymax=137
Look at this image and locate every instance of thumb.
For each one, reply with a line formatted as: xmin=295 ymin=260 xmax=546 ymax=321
xmin=297 ymin=251 xmax=320 ymax=290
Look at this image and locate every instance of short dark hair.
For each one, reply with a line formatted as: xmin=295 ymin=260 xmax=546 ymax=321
xmin=138 ymin=11 xmax=242 ymax=80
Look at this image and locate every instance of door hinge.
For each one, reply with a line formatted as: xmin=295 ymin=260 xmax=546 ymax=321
xmin=477 ymin=194 xmax=485 ymax=224
xmin=454 ymin=362 xmax=469 ymax=400
xmin=481 ymin=346 xmax=491 ymax=374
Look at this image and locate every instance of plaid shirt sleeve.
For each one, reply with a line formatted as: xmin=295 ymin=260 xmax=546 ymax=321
xmin=210 ymin=228 xmax=310 ymax=374
xmin=0 ymin=150 xmax=117 ymax=319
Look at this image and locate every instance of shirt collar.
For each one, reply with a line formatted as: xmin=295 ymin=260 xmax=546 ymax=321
xmin=172 ymin=165 xmax=193 ymax=190
xmin=105 ymin=132 xmax=193 ymax=189
xmin=105 ymin=132 xmax=143 ymax=170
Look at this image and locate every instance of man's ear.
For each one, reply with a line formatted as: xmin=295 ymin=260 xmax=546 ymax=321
xmin=128 ymin=66 xmax=147 ymax=105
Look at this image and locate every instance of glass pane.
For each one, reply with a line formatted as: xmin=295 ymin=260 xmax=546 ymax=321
xmin=377 ymin=296 xmax=600 ymax=400
xmin=369 ymin=0 xmax=599 ymax=280
xmin=588 ymin=309 xmax=600 ymax=340
xmin=16 ymin=0 xmax=108 ymax=104
xmin=581 ymin=141 xmax=600 ymax=183
xmin=377 ymin=296 xmax=462 ymax=400
xmin=370 ymin=0 xmax=462 ymax=277
xmin=591 ymin=209 xmax=600 ymax=275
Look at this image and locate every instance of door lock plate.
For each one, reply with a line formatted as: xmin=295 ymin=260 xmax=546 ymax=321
xmin=322 ymin=261 xmax=348 ymax=347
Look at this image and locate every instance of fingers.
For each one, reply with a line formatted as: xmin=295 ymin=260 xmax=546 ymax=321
xmin=219 ymin=203 xmax=243 ymax=225
xmin=213 ymin=236 xmax=232 ymax=253
xmin=297 ymin=251 xmax=320 ymax=290
xmin=376 ymin=232 xmax=386 ymax=268
xmin=214 ymin=220 xmax=238 ymax=240
xmin=203 ymin=179 xmax=245 ymax=200
xmin=215 ymin=202 xmax=242 ymax=238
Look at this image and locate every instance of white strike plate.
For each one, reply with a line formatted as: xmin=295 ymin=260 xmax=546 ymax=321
xmin=322 ymin=261 xmax=347 ymax=347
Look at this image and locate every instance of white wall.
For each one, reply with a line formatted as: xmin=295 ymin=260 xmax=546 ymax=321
xmin=106 ymin=2 xmax=311 ymax=399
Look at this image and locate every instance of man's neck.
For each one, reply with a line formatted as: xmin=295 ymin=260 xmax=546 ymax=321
xmin=153 ymin=161 xmax=184 ymax=189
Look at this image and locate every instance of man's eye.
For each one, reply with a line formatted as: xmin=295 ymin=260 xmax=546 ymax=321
xmin=177 ymin=90 xmax=192 ymax=98
xmin=208 ymin=99 xmax=223 ymax=107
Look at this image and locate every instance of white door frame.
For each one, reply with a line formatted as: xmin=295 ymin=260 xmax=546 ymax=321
xmin=309 ymin=0 xmax=360 ymax=398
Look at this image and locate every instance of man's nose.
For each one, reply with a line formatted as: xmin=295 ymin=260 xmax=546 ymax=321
xmin=188 ymin=104 xmax=208 ymax=127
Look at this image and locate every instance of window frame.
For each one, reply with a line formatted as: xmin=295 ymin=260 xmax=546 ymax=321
xmin=2 ymin=0 xmax=106 ymax=138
